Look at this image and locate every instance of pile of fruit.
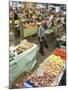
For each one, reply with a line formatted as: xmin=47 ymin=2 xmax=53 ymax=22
xmin=53 ymin=48 xmax=66 ymax=60
xmin=27 ymin=72 xmax=56 ymax=87
xmin=39 ymin=61 xmax=62 ymax=76
xmin=47 ymin=55 xmax=64 ymax=68
xmin=16 ymin=42 xmax=33 ymax=54
xmin=16 ymin=46 xmax=26 ymax=54
xmin=21 ymin=42 xmax=33 ymax=49
xmin=23 ymin=23 xmax=36 ymax=28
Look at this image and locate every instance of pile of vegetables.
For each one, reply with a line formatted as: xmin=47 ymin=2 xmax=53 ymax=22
xmin=16 ymin=42 xmax=33 ymax=54
xmin=39 ymin=61 xmax=62 ymax=76
xmin=16 ymin=46 xmax=26 ymax=55
xmin=27 ymin=72 xmax=55 ymax=87
xmin=47 ymin=55 xmax=64 ymax=68
xmin=23 ymin=23 xmax=36 ymax=28
xmin=53 ymin=48 xmax=66 ymax=60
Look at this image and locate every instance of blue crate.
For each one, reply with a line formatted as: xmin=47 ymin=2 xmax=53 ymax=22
xmin=23 ymin=80 xmax=33 ymax=88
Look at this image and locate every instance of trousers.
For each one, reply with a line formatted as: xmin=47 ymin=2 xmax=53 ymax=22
xmin=38 ymin=37 xmax=48 ymax=55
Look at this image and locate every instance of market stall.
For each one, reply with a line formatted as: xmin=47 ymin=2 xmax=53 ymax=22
xmin=22 ymin=23 xmax=37 ymax=37
xmin=9 ymin=40 xmax=39 ymax=87
xmin=23 ymin=48 xmax=66 ymax=87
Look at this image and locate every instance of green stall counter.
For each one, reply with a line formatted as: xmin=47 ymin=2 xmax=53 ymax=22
xmin=45 ymin=29 xmax=55 ymax=34
xmin=23 ymin=26 xmax=37 ymax=37
xmin=9 ymin=44 xmax=39 ymax=87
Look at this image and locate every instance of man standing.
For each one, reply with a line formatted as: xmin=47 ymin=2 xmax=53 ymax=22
xmin=37 ymin=20 xmax=48 ymax=56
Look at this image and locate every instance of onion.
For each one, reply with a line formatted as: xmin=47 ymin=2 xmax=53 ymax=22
xmin=35 ymin=82 xmax=38 ymax=86
xmin=16 ymin=83 xmax=19 ymax=87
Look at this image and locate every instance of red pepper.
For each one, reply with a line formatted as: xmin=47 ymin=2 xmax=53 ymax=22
xmin=53 ymin=48 xmax=66 ymax=60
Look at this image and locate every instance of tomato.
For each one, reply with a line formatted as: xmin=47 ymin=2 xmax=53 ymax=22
xmin=53 ymin=48 xmax=66 ymax=60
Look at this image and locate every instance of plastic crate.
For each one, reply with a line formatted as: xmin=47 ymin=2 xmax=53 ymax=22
xmin=23 ymin=80 xmax=33 ymax=88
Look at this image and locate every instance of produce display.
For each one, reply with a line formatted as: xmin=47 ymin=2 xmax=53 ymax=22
xmin=53 ymin=48 xmax=66 ymax=60
xmin=9 ymin=41 xmax=33 ymax=61
xmin=11 ymin=47 xmax=65 ymax=87
xmin=26 ymin=55 xmax=65 ymax=87
xmin=24 ymin=47 xmax=65 ymax=87
xmin=23 ymin=23 xmax=37 ymax=37
xmin=16 ymin=42 xmax=33 ymax=54
xmin=45 ymin=29 xmax=54 ymax=34
xmin=47 ymin=54 xmax=64 ymax=67
xmin=39 ymin=61 xmax=62 ymax=76
xmin=23 ymin=23 xmax=36 ymax=28
xmin=16 ymin=46 xmax=27 ymax=54
xmin=27 ymin=72 xmax=56 ymax=87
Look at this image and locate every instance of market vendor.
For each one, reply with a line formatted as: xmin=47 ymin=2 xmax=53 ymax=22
xmin=37 ymin=20 xmax=48 ymax=56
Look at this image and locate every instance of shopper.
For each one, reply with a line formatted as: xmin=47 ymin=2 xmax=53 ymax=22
xmin=37 ymin=20 xmax=48 ymax=56
xmin=13 ymin=10 xmax=19 ymax=20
